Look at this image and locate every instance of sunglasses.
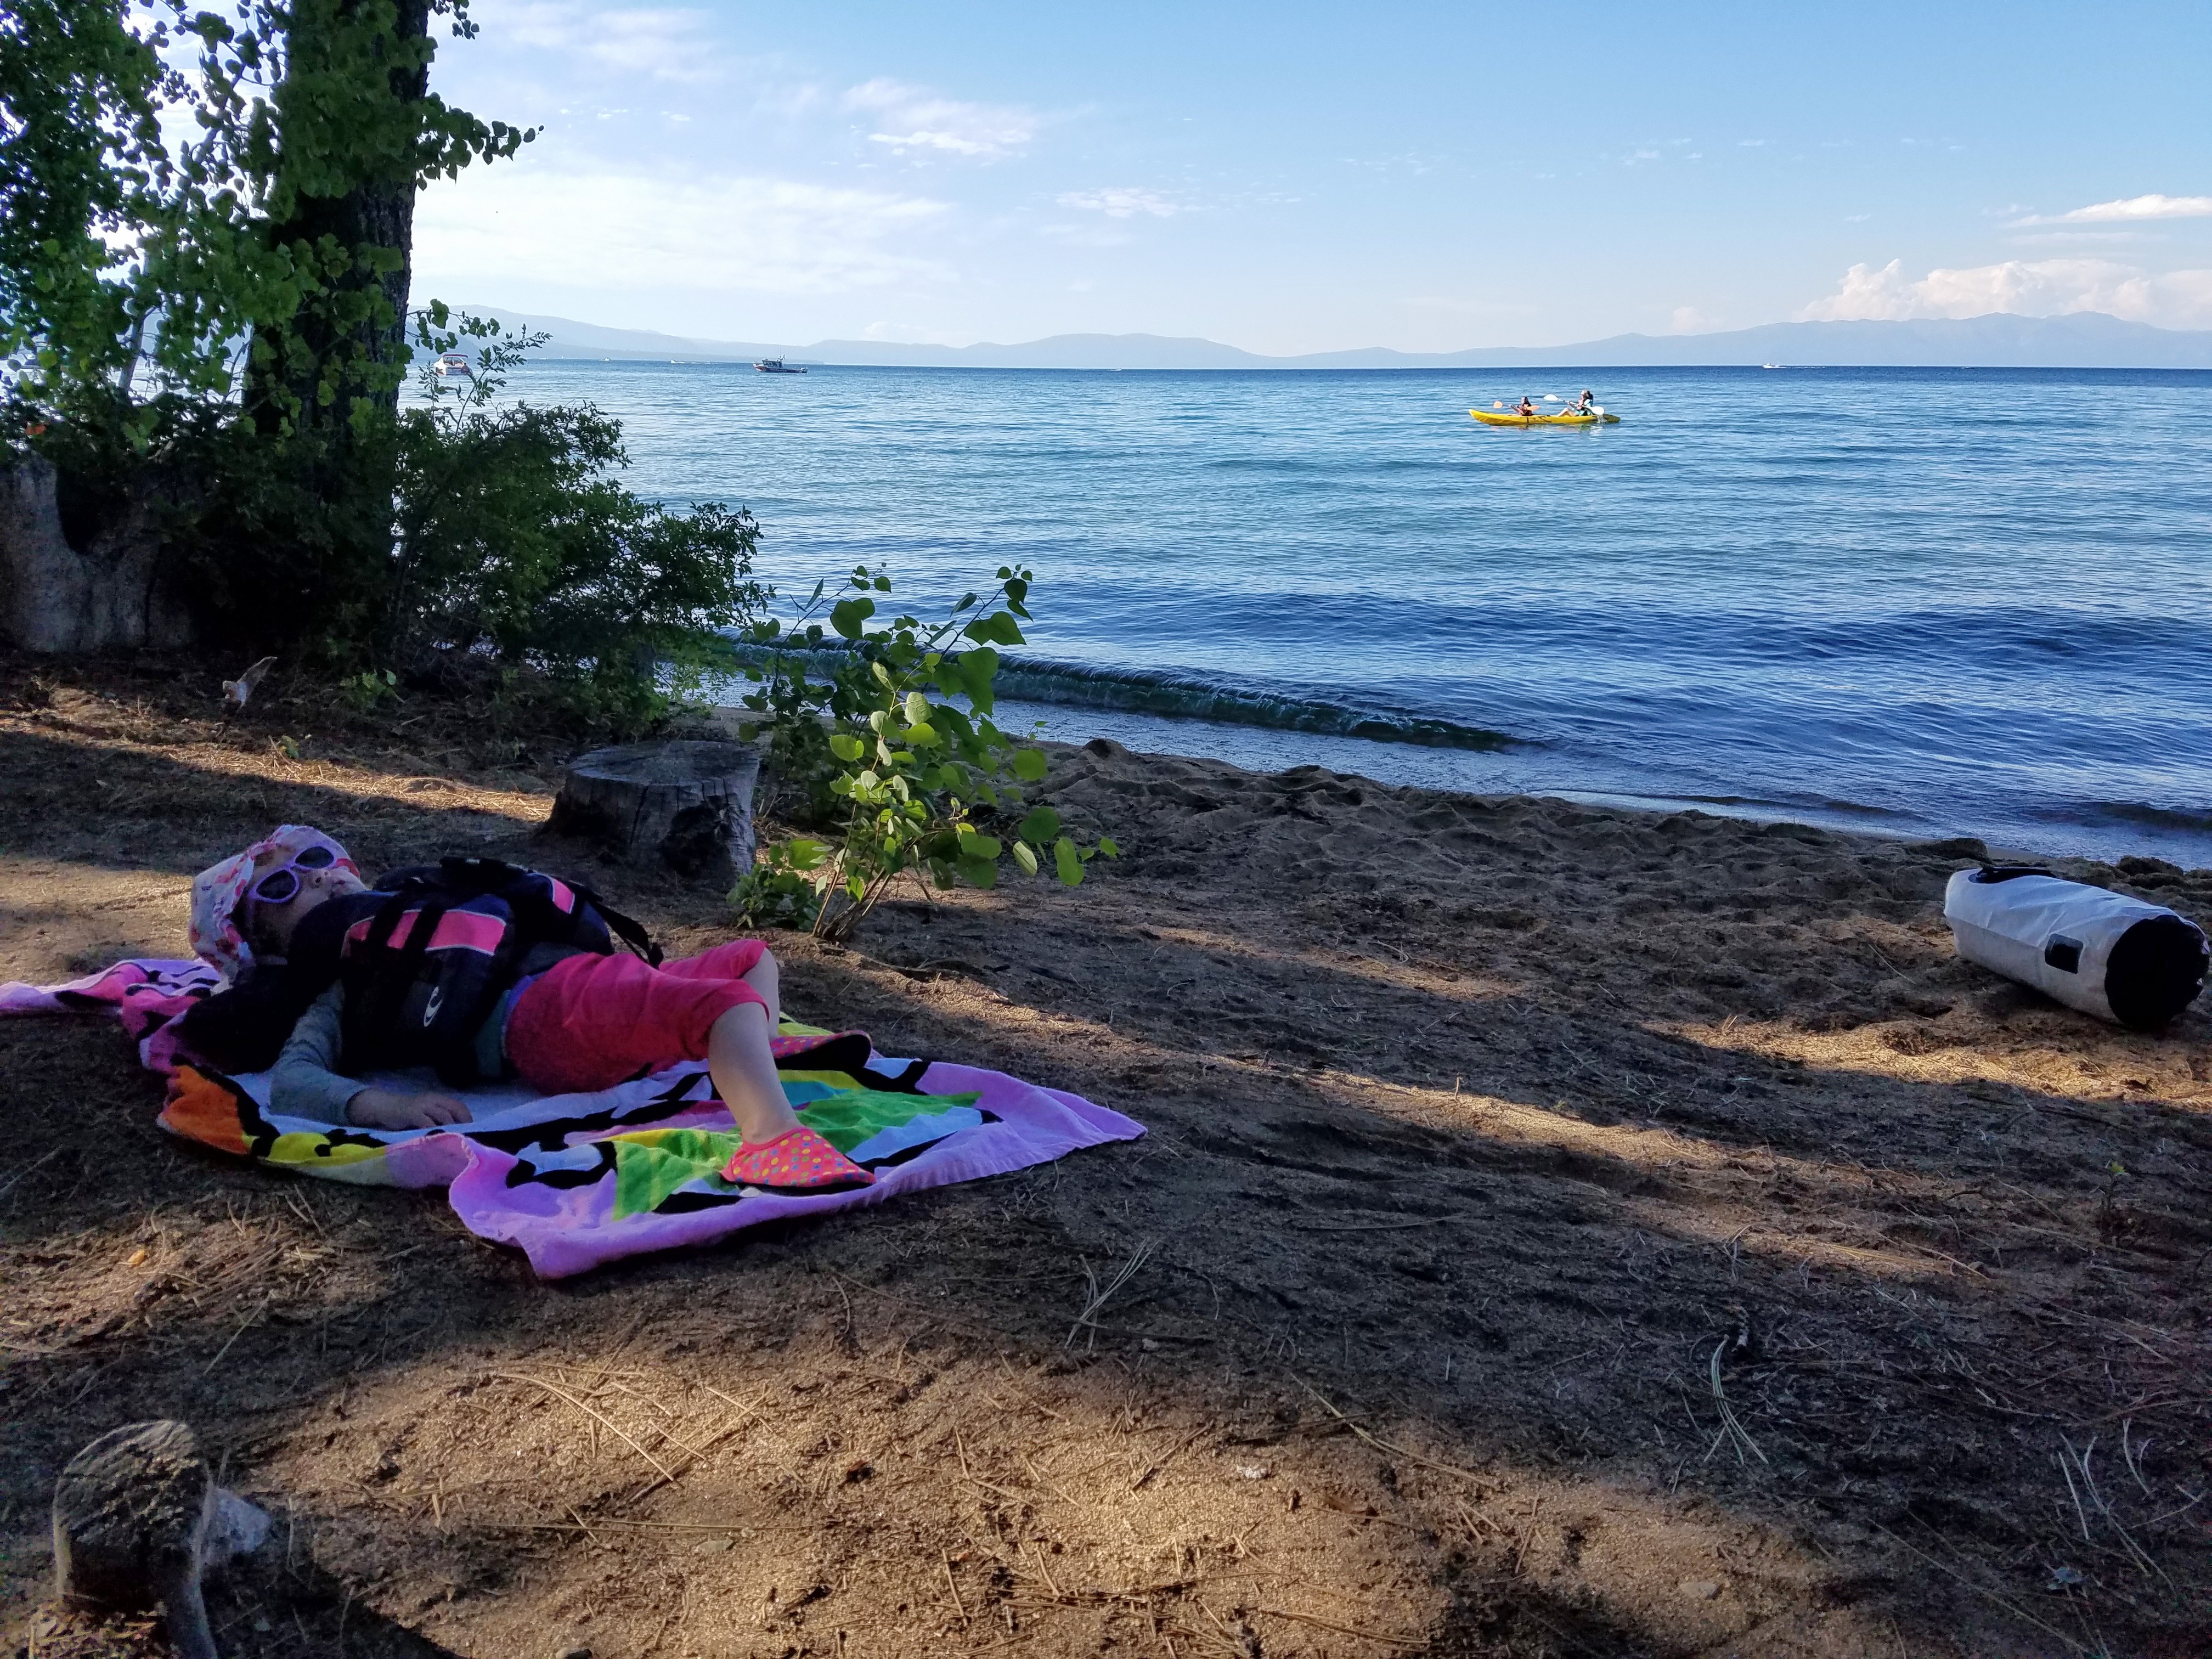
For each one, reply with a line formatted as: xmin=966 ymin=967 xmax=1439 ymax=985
xmin=247 ymin=841 xmax=345 ymax=907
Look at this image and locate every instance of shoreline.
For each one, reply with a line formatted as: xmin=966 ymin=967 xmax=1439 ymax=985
xmin=982 ymin=698 xmax=2212 ymax=872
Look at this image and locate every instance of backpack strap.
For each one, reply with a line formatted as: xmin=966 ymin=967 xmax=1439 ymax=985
xmin=569 ymin=882 xmax=663 ymax=966
xmin=340 ymin=884 xmax=449 ymax=1066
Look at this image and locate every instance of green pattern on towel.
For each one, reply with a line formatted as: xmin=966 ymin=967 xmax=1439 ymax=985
xmin=610 ymin=1088 xmax=983 ymax=1220
xmin=799 ymin=1087 xmax=980 ymax=1152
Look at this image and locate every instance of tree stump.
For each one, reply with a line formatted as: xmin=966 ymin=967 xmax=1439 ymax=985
xmin=49 ymin=1420 xmax=279 ymax=1659
xmin=1 ymin=458 xmax=196 ymax=652
xmin=550 ymin=740 xmax=761 ymax=885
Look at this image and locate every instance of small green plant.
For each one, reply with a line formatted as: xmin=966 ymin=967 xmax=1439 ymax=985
xmin=2095 ymin=1159 xmax=2134 ymax=1243
xmin=728 ymin=838 xmax=830 ymax=932
xmin=339 ymin=667 xmax=399 ymax=710
xmin=736 ymin=563 xmax=1115 ymax=944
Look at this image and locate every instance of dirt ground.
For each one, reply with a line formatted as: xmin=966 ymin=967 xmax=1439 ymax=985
xmin=2 ymin=652 xmax=2208 ymax=1659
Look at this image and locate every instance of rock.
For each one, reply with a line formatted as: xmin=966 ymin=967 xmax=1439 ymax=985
xmin=50 ymin=1420 xmax=271 ymax=1659
xmin=1679 ymin=1578 xmax=1722 ymax=1601
xmin=550 ymin=740 xmax=761 ymax=885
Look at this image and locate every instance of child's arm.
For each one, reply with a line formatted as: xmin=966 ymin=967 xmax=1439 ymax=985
xmin=270 ymin=986 xmax=472 ymax=1129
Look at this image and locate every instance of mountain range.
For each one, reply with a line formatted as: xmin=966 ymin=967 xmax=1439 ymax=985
xmin=455 ymin=307 xmax=2212 ymax=371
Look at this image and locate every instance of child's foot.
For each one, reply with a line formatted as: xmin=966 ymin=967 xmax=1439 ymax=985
xmin=721 ymin=1126 xmax=876 ymax=1193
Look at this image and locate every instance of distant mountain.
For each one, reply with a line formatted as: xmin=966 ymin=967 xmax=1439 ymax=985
xmin=453 ymin=306 xmax=2212 ymax=371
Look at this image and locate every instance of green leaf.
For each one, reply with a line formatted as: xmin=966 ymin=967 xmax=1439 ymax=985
xmin=1098 ymin=837 xmax=1121 ymax=858
xmin=1018 ymin=806 xmax=1061 ymax=844
xmin=1054 ymin=837 xmax=1084 ymax=887
xmin=904 ymin=690 xmax=931 ymax=725
xmin=830 ymin=596 xmax=876 ymax=638
xmin=1012 ymin=747 xmax=1049 ymax=782
xmin=963 ymin=612 xmax=1026 ymax=647
xmin=958 ymin=832 xmax=1002 ymax=860
xmin=1011 ymin=840 xmax=1039 ymax=877
xmin=905 ymin=722 xmax=940 ymax=746
xmin=958 ymin=857 xmax=999 ymax=889
xmin=783 ymin=839 xmax=830 ymax=870
xmin=828 ymin=733 xmax=865 ymax=763
xmin=873 ymin=574 xmax=892 ymax=592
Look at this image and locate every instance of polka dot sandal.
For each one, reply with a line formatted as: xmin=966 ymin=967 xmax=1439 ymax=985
xmin=720 ymin=1126 xmax=876 ymax=1193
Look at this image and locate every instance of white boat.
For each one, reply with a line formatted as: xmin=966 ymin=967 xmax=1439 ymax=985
xmin=432 ymin=351 xmax=473 ymax=379
xmin=753 ymin=358 xmax=806 ymax=375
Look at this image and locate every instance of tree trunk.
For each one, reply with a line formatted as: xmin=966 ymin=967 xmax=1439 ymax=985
xmin=248 ymin=0 xmax=432 ymax=436
xmin=0 ymin=457 xmax=195 ymax=652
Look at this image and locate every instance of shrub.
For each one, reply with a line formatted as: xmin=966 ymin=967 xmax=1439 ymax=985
xmin=733 ymin=564 xmax=1114 ymax=943
xmin=169 ymin=316 xmax=767 ymax=733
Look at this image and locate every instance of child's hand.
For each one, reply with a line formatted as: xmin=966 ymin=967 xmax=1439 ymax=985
xmin=346 ymin=1088 xmax=474 ymax=1129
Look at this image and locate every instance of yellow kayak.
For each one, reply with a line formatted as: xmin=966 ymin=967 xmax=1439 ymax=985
xmin=1470 ymin=409 xmax=1621 ymax=427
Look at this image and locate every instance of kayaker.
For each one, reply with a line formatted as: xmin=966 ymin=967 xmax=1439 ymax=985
xmin=1574 ymin=390 xmax=1595 ymax=414
xmin=1515 ymin=396 xmax=1537 ymax=417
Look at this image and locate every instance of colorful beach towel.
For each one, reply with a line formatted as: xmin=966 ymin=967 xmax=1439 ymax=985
xmin=3 ymin=958 xmax=1144 ymax=1278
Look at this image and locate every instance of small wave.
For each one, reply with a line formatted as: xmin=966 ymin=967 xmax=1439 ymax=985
xmin=995 ymin=657 xmax=1521 ymax=750
xmin=2079 ymin=800 xmax=2212 ymax=833
xmin=724 ymin=641 xmax=1521 ymax=752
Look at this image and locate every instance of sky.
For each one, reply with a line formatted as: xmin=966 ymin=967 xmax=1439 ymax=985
xmin=409 ymin=1 xmax=2212 ymax=355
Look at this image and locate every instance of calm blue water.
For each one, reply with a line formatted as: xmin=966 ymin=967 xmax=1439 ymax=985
xmin=496 ymin=362 xmax=2212 ymax=865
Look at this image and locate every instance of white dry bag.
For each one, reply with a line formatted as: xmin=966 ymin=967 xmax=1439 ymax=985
xmin=1944 ymin=866 xmax=2208 ymax=1030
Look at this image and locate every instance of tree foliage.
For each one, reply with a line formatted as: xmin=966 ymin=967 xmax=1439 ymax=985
xmin=4 ymin=1 xmax=763 ymax=734
xmin=2 ymin=0 xmax=529 ymax=431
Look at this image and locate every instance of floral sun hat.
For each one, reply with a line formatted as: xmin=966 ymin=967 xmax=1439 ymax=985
xmin=189 ymin=825 xmax=359 ymax=985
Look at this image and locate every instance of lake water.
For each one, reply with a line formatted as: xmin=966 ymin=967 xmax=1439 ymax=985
xmin=494 ymin=360 xmax=2212 ymax=866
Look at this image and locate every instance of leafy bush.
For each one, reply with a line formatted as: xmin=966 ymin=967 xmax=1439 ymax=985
xmin=388 ymin=327 xmax=766 ymax=723
xmin=733 ymin=565 xmax=1114 ymax=942
xmin=160 ymin=315 xmax=766 ymax=732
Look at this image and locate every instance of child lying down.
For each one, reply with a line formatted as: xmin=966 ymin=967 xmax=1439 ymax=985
xmin=179 ymin=824 xmax=872 ymax=1193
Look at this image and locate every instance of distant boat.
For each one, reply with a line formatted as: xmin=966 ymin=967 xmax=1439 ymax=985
xmin=754 ymin=358 xmax=806 ymax=374
xmin=432 ymin=351 xmax=472 ymax=379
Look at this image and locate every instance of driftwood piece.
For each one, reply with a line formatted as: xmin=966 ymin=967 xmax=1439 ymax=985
xmin=550 ymin=740 xmax=761 ymax=885
xmin=49 ymin=1420 xmax=278 ymax=1659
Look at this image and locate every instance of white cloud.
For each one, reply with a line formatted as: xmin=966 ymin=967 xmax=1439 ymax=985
xmin=1669 ymin=306 xmax=1719 ymax=334
xmin=1056 ymin=188 xmax=1182 ymax=219
xmin=1040 ymin=222 xmax=1135 ymax=247
xmin=414 ymin=164 xmax=953 ymax=295
xmin=2013 ymin=193 xmax=2212 ymax=227
xmin=1798 ymin=258 xmax=2212 ymax=328
xmin=477 ymin=0 xmax=723 ymax=82
xmin=843 ymin=78 xmax=1037 ymax=158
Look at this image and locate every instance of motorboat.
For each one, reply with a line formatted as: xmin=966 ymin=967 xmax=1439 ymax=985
xmin=432 ymin=351 xmax=473 ymax=379
xmin=754 ymin=358 xmax=807 ymax=374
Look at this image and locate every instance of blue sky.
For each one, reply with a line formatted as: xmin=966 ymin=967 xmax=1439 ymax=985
xmin=411 ymin=1 xmax=2212 ymax=353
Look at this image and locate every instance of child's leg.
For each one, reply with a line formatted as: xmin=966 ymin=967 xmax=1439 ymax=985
xmin=658 ymin=940 xmax=780 ymax=1030
xmin=508 ymin=952 xmax=870 ymax=1190
xmin=708 ymin=1001 xmax=799 ymax=1145
xmin=507 ymin=952 xmax=771 ymax=1096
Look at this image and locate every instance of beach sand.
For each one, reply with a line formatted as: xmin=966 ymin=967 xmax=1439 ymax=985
xmin=3 ymin=655 xmax=2208 ymax=1657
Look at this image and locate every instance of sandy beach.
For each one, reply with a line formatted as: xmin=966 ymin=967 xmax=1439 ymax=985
xmin=3 ymin=652 xmax=2208 ymax=1658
